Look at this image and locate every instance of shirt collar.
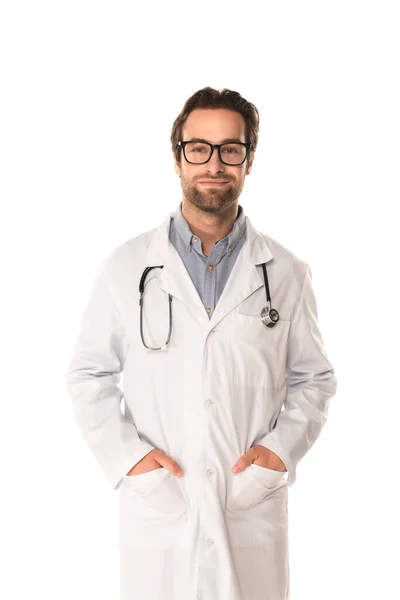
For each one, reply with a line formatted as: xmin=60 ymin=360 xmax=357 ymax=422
xmin=171 ymin=201 xmax=246 ymax=254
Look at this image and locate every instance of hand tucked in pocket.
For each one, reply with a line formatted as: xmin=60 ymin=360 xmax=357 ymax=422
xmin=126 ymin=449 xmax=184 ymax=477
xmin=231 ymin=444 xmax=287 ymax=474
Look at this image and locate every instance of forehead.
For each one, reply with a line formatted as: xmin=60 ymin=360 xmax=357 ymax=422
xmin=182 ymin=108 xmax=246 ymax=142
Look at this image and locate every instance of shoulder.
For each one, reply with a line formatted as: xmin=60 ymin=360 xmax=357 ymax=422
xmin=257 ymin=228 xmax=310 ymax=283
xmin=96 ymin=225 xmax=158 ymax=286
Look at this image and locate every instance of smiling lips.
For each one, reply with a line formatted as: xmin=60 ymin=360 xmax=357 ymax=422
xmin=199 ymin=180 xmax=230 ymax=186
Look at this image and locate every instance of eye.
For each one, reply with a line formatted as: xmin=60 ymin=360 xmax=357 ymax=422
xmin=221 ymin=144 xmax=240 ymax=154
xmin=186 ymin=142 xmax=209 ymax=153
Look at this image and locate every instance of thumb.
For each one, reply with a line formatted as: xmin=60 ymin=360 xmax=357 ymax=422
xmin=153 ymin=449 xmax=184 ymax=477
xmin=232 ymin=447 xmax=257 ymax=474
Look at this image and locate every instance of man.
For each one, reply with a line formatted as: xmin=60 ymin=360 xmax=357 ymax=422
xmin=65 ymin=87 xmax=337 ymax=600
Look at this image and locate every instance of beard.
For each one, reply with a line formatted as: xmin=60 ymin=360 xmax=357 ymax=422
xmin=180 ymin=177 xmax=244 ymax=215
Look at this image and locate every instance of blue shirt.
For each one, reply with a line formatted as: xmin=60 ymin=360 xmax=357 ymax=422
xmin=169 ymin=202 xmax=247 ymax=319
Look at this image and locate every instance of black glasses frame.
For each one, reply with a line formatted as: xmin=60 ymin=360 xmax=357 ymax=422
xmin=178 ymin=140 xmax=253 ymax=166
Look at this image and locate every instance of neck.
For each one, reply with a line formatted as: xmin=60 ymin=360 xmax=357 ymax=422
xmin=181 ymin=200 xmax=239 ymax=248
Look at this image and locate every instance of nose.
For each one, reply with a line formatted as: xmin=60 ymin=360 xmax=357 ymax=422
xmin=205 ymin=147 xmax=226 ymax=175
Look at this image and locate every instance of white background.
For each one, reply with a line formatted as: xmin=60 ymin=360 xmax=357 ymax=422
xmin=1 ymin=1 xmax=399 ymax=598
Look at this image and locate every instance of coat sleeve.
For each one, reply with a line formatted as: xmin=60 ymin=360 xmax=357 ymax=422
xmin=256 ymin=263 xmax=337 ymax=487
xmin=64 ymin=260 xmax=155 ymax=491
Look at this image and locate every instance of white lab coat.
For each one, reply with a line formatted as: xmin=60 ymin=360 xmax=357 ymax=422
xmin=65 ymin=210 xmax=337 ymax=600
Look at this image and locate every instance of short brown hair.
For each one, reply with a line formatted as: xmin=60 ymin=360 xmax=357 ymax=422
xmin=170 ymin=87 xmax=260 ymax=165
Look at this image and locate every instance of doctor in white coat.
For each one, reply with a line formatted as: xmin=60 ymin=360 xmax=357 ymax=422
xmin=65 ymin=86 xmax=337 ymax=600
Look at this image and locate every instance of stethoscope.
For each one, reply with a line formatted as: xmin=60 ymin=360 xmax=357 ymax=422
xmin=139 ymin=262 xmax=279 ymax=351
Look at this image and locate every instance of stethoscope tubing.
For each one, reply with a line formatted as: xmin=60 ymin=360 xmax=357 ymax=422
xmin=139 ymin=263 xmax=279 ymax=351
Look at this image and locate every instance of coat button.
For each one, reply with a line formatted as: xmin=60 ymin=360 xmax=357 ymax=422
xmin=206 ymin=469 xmax=214 ymax=476
xmin=206 ymin=538 xmax=214 ymax=547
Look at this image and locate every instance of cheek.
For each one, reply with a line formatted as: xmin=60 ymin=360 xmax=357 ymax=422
xmin=182 ymin=168 xmax=200 ymax=184
xmin=233 ymin=174 xmax=246 ymax=190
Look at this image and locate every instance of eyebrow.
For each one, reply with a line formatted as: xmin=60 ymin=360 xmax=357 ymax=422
xmin=188 ymin=137 xmax=244 ymax=144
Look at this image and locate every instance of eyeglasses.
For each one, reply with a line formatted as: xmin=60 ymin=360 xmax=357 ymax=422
xmin=178 ymin=140 xmax=253 ymax=166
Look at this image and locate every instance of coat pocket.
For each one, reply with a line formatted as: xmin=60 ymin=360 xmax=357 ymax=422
xmin=228 ymin=463 xmax=287 ymax=511
xmin=120 ymin=467 xmax=188 ymax=519
xmin=119 ymin=467 xmax=190 ymax=550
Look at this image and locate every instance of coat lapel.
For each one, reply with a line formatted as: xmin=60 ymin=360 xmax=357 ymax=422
xmin=145 ymin=210 xmax=274 ymax=336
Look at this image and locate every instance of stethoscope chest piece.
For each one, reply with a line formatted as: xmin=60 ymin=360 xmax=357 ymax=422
xmin=261 ymin=305 xmax=280 ymax=328
xmin=259 ymin=262 xmax=279 ymax=328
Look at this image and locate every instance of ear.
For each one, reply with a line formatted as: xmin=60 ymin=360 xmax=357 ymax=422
xmin=173 ymin=153 xmax=181 ymax=177
xmin=246 ymin=154 xmax=254 ymax=175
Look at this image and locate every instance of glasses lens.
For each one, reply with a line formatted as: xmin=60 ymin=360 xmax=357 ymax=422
xmin=220 ymin=143 xmax=247 ymax=165
xmin=184 ymin=142 xmax=210 ymax=163
xmin=184 ymin=142 xmax=247 ymax=165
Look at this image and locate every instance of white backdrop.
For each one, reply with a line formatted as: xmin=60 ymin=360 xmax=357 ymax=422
xmin=1 ymin=1 xmax=399 ymax=598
